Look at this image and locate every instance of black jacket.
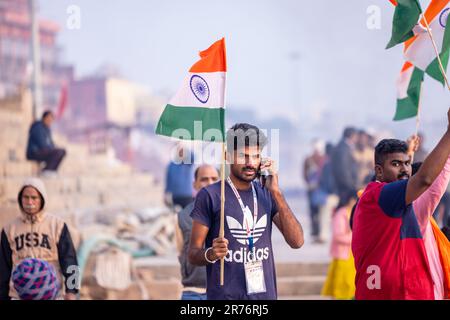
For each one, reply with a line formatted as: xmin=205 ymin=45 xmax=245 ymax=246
xmin=330 ymin=140 xmax=358 ymax=196
xmin=26 ymin=121 xmax=55 ymax=159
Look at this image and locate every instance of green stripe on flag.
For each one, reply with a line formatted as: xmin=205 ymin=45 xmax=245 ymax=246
xmin=155 ymin=104 xmax=225 ymax=142
xmin=393 ymin=67 xmax=424 ymax=121
xmin=386 ymin=0 xmax=422 ymax=49
xmin=425 ymin=13 xmax=450 ymax=85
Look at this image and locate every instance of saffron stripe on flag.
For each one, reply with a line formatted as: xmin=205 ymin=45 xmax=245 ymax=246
xmin=394 ymin=63 xmax=424 ymax=121
xmin=403 ymin=0 xmax=450 ymax=85
xmin=155 ymin=38 xmax=227 ymax=141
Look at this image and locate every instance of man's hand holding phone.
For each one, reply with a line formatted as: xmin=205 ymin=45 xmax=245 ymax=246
xmin=260 ymin=158 xmax=280 ymax=194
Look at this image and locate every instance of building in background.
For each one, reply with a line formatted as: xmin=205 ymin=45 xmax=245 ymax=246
xmin=0 ymin=0 xmax=73 ymax=113
xmin=67 ymin=75 xmax=164 ymax=130
xmin=63 ymin=73 xmax=168 ymax=177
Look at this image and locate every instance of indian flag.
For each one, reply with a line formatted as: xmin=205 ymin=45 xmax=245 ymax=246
xmin=393 ymin=61 xmax=424 ymax=120
xmin=386 ymin=0 xmax=422 ymax=49
xmin=155 ymin=38 xmax=227 ymax=142
xmin=404 ymin=0 xmax=450 ymax=84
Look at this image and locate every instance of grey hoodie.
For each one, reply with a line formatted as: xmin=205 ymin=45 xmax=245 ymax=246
xmin=0 ymin=178 xmax=79 ymax=300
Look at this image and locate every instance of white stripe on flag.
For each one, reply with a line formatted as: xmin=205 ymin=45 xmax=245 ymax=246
xmin=397 ymin=64 xmax=414 ymax=99
xmin=169 ymin=72 xmax=226 ymax=108
xmin=404 ymin=3 xmax=450 ymax=70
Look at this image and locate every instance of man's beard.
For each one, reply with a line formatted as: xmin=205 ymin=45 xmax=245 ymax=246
xmin=23 ymin=204 xmax=39 ymax=215
xmin=232 ymin=166 xmax=257 ymax=182
xmin=397 ymin=172 xmax=410 ymax=180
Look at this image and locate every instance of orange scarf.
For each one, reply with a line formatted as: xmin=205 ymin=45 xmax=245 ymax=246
xmin=430 ymin=217 xmax=450 ymax=299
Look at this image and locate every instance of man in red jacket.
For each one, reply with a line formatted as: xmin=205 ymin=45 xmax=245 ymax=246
xmin=352 ymin=108 xmax=450 ymax=300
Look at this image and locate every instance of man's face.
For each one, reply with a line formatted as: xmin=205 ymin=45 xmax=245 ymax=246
xmin=193 ymin=166 xmax=219 ymax=191
xmin=43 ymin=114 xmax=54 ymax=127
xmin=375 ymin=152 xmax=411 ymax=183
xmin=229 ymin=146 xmax=262 ymax=183
xmin=21 ymin=186 xmax=42 ymax=215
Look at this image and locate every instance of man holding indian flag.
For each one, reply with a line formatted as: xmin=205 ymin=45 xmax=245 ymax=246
xmin=155 ymin=38 xmax=304 ymax=300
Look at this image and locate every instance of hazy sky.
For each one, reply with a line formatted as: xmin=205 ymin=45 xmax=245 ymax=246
xmin=39 ymin=0 xmax=448 ymax=146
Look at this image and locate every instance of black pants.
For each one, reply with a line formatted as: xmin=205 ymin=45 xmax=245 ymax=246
xmin=29 ymin=148 xmax=66 ymax=171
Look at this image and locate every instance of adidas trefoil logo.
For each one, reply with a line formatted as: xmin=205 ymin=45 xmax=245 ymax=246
xmin=226 ymin=213 xmax=267 ymax=245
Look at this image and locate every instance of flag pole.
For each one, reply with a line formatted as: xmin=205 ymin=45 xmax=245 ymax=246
xmin=220 ymin=37 xmax=227 ymax=286
xmin=219 ymin=141 xmax=226 ymax=286
xmin=409 ymin=82 xmax=424 ymax=164
xmin=421 ymin=14 xmax=450 ymax=91
xmin=415 ymin=82 xmax=424 ymax=136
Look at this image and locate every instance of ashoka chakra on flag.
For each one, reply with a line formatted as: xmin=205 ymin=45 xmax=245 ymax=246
xmin=155 ymin=38 xmax=227 ymax=142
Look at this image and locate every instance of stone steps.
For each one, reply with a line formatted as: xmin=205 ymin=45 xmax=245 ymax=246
xmin=275 ymin=262 xmax=329 ymax=277
xmin=278 ymin=295 xmax=330 ymax=300
xmin=130 ymin=260 xmax=328 ymax=299
xmin=277 ymin=275 xmax=326 ymax=296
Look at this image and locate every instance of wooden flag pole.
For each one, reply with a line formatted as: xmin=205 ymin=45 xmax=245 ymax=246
xmin=415 ymin=82 xmax=424 ymax=137
xmin=421 ymin=14 xmax=450 ymax=91
xmin=409 ymin=82 xmax=424 ymax=164
xmin=219 ymin=141 xmax=226 ymax=286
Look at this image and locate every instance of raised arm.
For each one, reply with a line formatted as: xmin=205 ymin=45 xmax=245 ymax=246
xmin=265 ymin=160 xmax=304 ymax=249
xmin=406 ymin=108 xmax=450 ymax=205
xmin=413 ymin=155 xmax=450 ymax=234
xmin=272 ymin=191 xmax=304 ymax=249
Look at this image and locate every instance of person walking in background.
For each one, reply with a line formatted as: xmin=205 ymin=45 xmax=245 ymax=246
xmin=354 ymin=129 xmax=375 ymax=188
xmin=26 ymin=110 xmax=66 ymax=176
xmin=316 ymin=142 xmax=339 ymax=243
xmin=303 ymin=139 xmax=326 ymax=243
xmin=178 ymin=164 xmax=219 ymax=300
xmin=331 ymin=127 xmax=359 ymax=209
xmin=164 ymin=143 xmax=195 ymax=210
xmin=321 ymin=192 xmax=357 ymax=300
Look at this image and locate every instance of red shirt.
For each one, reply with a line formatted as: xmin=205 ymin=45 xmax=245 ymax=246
xmin=352 ymin=180 xmax=434 ymax=300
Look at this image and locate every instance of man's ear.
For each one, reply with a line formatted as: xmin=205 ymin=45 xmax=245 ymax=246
xmin=374 ymin=164 xmax=383 ymax=181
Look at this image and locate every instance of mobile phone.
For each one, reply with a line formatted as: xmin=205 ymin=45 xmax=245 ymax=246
xmin=258 ymin=159 xmax=270 ymax=187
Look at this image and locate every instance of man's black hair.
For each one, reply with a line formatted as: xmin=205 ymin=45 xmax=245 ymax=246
xmin=42 ymin=110 xmax=53 ymax=120
xmin=226 ymin=123 xmax=267 ymax=152
xmin=374 ymin=139 xmax=408 ymax=166
xmin=357 ymin=129 xmax=367 ymax=135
